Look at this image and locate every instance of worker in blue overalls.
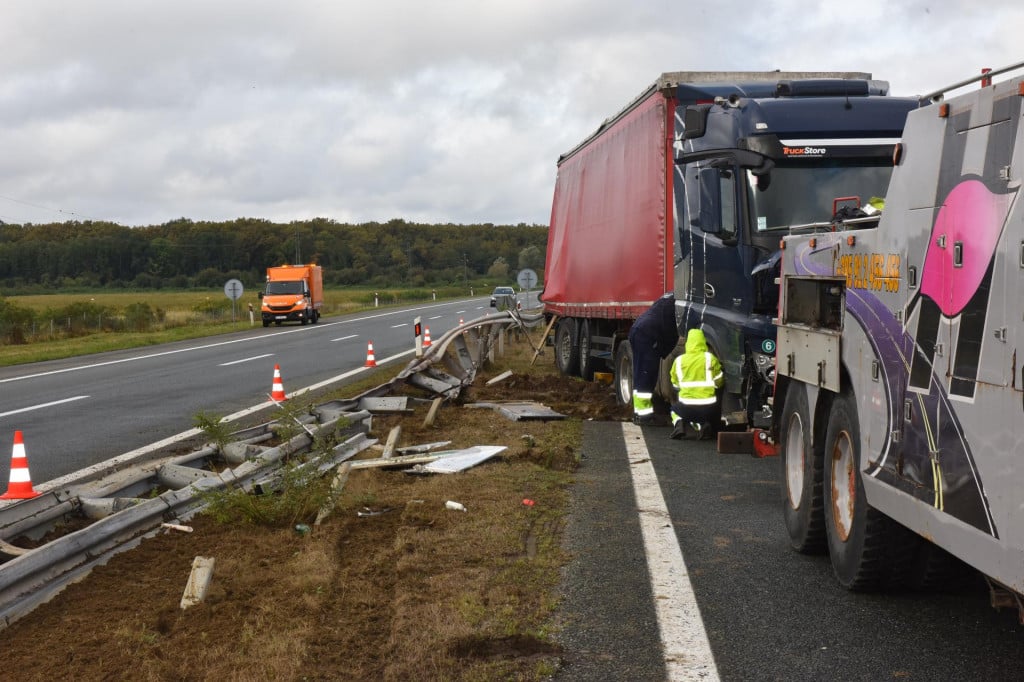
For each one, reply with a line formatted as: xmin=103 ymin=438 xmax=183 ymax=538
xmin=628 ymin=293 xmax=679 ymax=425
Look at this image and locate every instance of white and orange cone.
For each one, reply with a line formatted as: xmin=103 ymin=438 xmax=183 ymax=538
xmin=269 ymin=364 xmax=287 ymax=402
xmin=364 ymin=341 xmax=377 ymax=368
xmin=423 ymin=327 xmax=432 ymax=348
xmin=459 ymin=317 xmax=464 ymax=326
xmin=1 ymin=431 xmax=41 ymax=500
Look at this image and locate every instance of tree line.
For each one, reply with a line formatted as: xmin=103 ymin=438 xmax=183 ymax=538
xmin=0 ymin=217 xmax=548 ymax=293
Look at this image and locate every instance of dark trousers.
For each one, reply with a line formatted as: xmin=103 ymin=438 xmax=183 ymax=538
xmin=630 ymin=331 xmax=660 ymax=394
xmin=671 ymin=401 xmax=720 ymax=431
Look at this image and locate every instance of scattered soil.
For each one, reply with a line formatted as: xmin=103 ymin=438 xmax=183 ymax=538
xmin=0 ymin=337 xmax=632 ymax=680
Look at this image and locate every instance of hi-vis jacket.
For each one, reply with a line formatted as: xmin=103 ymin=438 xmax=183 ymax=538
xmin=670 ymin=329 xmax=724 ymax=405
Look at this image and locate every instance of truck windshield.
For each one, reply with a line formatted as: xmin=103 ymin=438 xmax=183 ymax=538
xmin=746 ymin=161 xmax=893 ymax=231
xmin=266 ymin=281 xmax=304 ymax=295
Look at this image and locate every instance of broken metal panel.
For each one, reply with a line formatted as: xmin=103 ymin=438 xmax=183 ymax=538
xmin=357 ymin=397 xmax=412 ymax=414
xmin=405 ymin=371 xmax=462 ymax=398
xmin=417 ymin=446 xmax=507 ymax=474
xmin=396 ymin=441 xmax=452 ymax=454
xmin=465 ymin=401 xmax=566 ymax=421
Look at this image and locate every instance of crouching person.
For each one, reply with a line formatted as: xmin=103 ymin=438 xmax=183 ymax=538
xmin=669 ymin=328 xmax=723 ymax=440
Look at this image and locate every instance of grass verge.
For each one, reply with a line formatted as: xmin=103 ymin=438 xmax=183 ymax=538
xmin=0 ymin=332 xmax=630 ymax=680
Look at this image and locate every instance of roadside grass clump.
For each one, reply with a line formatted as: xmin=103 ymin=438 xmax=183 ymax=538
xmin=192 ymin=410 xmax=235 ymax=453
xmin=200 ymin=450 xmax=341 ymax=528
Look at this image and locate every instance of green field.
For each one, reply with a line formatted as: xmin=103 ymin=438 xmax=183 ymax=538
xmin=1 ymin=285 xmax=477 ymax=366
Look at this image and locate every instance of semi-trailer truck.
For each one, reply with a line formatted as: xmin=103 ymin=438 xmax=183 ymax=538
xmin=773 ymin=62 xmax=1024 ymax=612
xmin=542 ymin=71 xmax=918 ymax=428
xmin=258 ymin=264 xmax=323 ymax=327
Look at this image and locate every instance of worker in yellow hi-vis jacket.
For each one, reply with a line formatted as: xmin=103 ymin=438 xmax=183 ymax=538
xmin=669 ymin=328 xmax=723 ymax=440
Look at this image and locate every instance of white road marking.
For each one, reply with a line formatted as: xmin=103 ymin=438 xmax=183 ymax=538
xmin=391 ymin=323 xmax=409 ymax=328
xmin=219 ymin=354 xmax=273 ymax=366
xmin=621 ymin=422 xmax=720 ymax=681
xmin=331 ymin=334 xmax=358 ymax=342
xmin=0 ymin=395 xmax=90 ymax=418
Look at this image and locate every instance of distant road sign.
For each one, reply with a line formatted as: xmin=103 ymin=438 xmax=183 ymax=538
xmin=224 ymin=279 xmax=244 ymax=301
xmin=517 ymin=268 xmax=538 ymax=289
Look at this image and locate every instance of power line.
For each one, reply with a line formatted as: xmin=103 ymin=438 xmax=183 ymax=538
xmin=0 ymin=193 xmax=101 ymax=222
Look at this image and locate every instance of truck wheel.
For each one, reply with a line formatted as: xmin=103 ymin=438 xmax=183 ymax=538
xmin=578 ymin=320 xmax=595 ymax=381
xmin=262 ymin=320 xmax=270 ymax=328
xmin=554 ymin=318 xmax=580 ymax=376
xmin=312 ymin=310 xmax=320 ymax=324
xmin=780 ymin=385 xmax=826 ymax=554
xmin=300 ymin=310 xmax=309 ymax=325
xmin=823 ymin=390 xmax=915 ymax=590
xmin=613 ymin=340 xmax=633 ymax=406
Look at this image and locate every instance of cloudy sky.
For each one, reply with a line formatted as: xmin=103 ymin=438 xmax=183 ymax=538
xmin=1 ymin=1 xmax=1021 ymax=227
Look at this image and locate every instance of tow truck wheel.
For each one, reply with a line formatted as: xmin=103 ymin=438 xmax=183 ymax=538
xmin=613 ymin=340 xmax=633 ymax=406
xmin=312 ymin=310 xmax=319 ymax=324
xmin=578 ymin=319 xmax=595 ymax=381
xmin=823 ymin=390 xmax=914 ymax=590
xmin=262 ymin=320 xmax=270 ymax=328
xmin=780 ymin=385 xmax=826 ymax=554
xmin=554 ymin=318 xmax=580 ymax=376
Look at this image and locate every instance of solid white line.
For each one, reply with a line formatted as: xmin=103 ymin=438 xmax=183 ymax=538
xmin=391 ymin=323 xmax=409 ymax=328
xmin=0 ymin=395 xmax=90 ymax=418
xmin=219 ymin=354 xmax=274 ymax=366
xmin=331 ymin=334 xmax=358 ymax=342
xmin=621 ymin=422 xmax=720 ymax=681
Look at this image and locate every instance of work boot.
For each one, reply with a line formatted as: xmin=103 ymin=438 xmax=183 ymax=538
xmin=698 ymin=422 xmax=714 ymax=441
xmin=670 ymin=421 xmax=686 ymax=440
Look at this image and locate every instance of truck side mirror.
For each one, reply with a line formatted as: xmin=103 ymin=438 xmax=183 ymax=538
xmin=683 ymin=104 xmax=712 ymax=140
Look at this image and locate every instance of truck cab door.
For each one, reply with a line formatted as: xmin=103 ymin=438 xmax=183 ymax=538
xmin=687 ymin=164 xmax=748 ymax=396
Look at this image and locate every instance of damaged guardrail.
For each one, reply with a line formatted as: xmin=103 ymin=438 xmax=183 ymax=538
xmin=0 ymin=310 xmax=538 ymax=628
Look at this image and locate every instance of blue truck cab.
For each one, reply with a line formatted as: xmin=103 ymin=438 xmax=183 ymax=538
xmin=672 ymin=76 xmax=919 ymax=428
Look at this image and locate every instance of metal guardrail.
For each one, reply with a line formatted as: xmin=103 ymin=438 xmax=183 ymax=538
xmin=0 ymin=311 xmax=541 ymax=629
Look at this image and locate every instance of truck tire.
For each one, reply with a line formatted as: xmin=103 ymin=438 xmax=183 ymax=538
xmin=905 ymin=542 xmax=976 ymax=593
xmin=554 ymin=318 xmax=580 ymax=376
xmin=301 ymin=309 xmax=309 ymax=325
xmin=779 ymin=385 xmax=826 ymax=554
xmin=312 ymin=310 xmax=320 ymax=324
xmin=578 ymin=319 xmax=595 ymax=381
xmin=613 ymin=340 xmax=633 ymax=406
xmin=263 ymin=320 xmax=270 ymax=328
xmin=823 ymin=390 xmax=915 ymax=591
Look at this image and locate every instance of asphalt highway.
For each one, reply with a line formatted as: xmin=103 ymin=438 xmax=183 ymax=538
xmin=555 ymin=421 xmax=1024 ymax=681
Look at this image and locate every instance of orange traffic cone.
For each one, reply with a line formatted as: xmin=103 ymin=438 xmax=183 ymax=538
xmin=269 ymin=364 xmax=287 ymax=402
xmin=459 ymin=317 xmax=464 ymax=326
xmin=423 ymin=327 xmax=432 ymax=348
xmin=1 ymin=431 xmax=40 ymax=500
xmin=365 ymin=341 xmax=377 ymax=367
